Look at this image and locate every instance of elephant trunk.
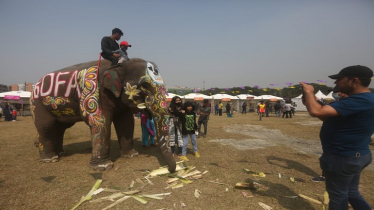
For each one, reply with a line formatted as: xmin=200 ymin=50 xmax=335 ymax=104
xmin=146 ymin=91 xmax=176 ymax=173
xmin=154 ymin=120 xmax=176 ymax=173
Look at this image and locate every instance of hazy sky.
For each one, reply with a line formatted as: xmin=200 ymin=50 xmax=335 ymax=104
xmin=1 ymin=0 xmax=374 ymax=90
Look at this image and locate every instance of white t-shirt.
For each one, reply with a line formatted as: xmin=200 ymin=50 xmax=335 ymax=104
xmin=284 ymin=104 xmax=293 ymax=111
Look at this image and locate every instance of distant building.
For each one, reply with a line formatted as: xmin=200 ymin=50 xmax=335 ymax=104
xmin=11 ymin=84 xmax=18 ymax=91
xmin=0 ymin=84 xmax=9 ymax=93
xmin=26 ymin=83 xmax=34 ymax=92
xmin=8 ymin=83 xmax=35 ymax=92
xmin=11 ymin=83 xmax=34 ymax=91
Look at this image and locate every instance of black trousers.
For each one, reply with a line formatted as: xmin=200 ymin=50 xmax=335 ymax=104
xmin=198 ymin=120 xmax=208 ymax=135
xmin=282 ymin=111 xmax=292 ymax=118
xmin=102 ymin=55 xmax=119 ymax=66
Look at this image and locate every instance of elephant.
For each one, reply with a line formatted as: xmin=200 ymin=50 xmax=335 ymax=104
xmin=30 ymin=58 xmax=176 ymax=172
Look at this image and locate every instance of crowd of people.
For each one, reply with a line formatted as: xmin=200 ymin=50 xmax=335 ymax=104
xmin=0 ymin=104 xmax=18 ymax=122
xmin=102 ymin=28 xmax=373 ymax=209
xmin=137 ymin=65 xmax=374 ymax=210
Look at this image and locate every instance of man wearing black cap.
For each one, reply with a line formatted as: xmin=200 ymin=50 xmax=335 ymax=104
xmin=300 ymin=65 xmax=374 ymax=210
xmin=101 ymin=28 xmax=123 ymax=66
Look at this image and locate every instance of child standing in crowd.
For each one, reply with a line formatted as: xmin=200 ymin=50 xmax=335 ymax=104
xmin=12 ymin=109 xmax=17 ymax=121
xmin=179 ymin=101 xmax=199 ymax=161
xmin=140 ymin=113 xmax=157 ymax=148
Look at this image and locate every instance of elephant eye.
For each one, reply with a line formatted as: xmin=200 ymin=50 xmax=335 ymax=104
xmin=148 ymin=65 xmax=159 ymax=75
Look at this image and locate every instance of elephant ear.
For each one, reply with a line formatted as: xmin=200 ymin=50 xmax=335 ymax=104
xmin=102 ymin=70 xmax=122 ymax=98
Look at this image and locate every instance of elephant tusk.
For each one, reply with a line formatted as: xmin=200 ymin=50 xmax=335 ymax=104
xmin=137 ymin=103 xmax=146 ymax=109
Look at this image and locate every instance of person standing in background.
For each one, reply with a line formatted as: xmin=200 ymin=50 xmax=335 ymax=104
xmin=225 ymin=102 xmax=231 ymax=116
xmin=168 ymin=96 xmax=184 ymax=157
xmin=218 ymin=101 xmax=223 ymax=116
xmin=140 ymin=113 xmax=157 ymax=148
xmin=241 ymin=102 xmax=247 ymax=114
xmin=197 ymin=99 xmax=211 ymax=138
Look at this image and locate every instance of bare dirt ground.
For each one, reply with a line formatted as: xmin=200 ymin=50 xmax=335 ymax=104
xmin=0 ymin=111 xmax=373 ymax=210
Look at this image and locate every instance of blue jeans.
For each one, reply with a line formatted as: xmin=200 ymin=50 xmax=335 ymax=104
xmin=141 ymin=124 xmax=154 ymax=146
xmin=182 ymin=134 xmax=197 ymax=156
xmin=320 ymin=153 xmax=372 ymax=210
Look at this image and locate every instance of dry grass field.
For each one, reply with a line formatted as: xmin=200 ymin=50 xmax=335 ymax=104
xmin=0 ymin=111 xmax=373 ymax=210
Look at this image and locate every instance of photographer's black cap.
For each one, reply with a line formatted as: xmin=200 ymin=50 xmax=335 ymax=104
xmin=328 ymin=65 xmax=373 ymax=79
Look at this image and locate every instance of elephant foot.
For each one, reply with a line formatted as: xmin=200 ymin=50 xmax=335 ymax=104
xmin=40 ymin=155 xmax=59 ymax=163
xmin=122 ymin=149 xmax=139 ymax=158
xmin=89 ymin=159 xmax=114 ymax=171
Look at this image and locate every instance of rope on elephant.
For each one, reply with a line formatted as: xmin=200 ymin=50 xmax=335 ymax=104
xmin=96 ymin=53 xmax=102 ymax=84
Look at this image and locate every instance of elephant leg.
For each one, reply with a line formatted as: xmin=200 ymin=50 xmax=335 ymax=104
xmin=54 ymin=122 xmax=75 ymax=156
xmin=89 ymin=114 xmax=114 ymax=171
xmin=34 ymin=113 xmax=61 ymax=163
xmin=113 ymin=109 xmax=138 ymax=158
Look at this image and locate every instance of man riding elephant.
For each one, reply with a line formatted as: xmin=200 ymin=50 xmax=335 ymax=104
xmin=101 ymin=28 xmax=123 ymax=66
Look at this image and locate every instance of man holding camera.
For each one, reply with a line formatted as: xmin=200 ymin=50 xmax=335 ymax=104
xmin=300 ymin=65 xmax=374 ymax=210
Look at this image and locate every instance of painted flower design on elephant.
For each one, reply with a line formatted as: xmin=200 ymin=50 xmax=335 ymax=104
xmin=124 ymin=82 xmax=140 ymax=100
xmin=78 ymin=66 xmax=106 ymax=157
xmin=158 ymin=85 xmax=166 ymax=95
xmin=160 ymin=100 xmax=168 ymax=108
xmin=42 ymin=96 xmax=71 ymax=109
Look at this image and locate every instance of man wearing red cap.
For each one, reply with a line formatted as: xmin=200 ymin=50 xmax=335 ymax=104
xmin=301 ymin=65 xmax=374 ymax=210
xmin=113 ymin=41 xmax=131 ymax=63
xmin=101 ymin=28 xmax=123 ymax=66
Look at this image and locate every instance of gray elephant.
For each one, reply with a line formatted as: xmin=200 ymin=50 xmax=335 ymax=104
xmin=31 ymin=58 xmax=176 ymax=172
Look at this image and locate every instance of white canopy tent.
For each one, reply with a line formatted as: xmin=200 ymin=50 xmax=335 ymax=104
xmin=252 ymin=95 xmax=284 ymax=113
xmin=0 ymin=91 xmax=32 ymax=98
xmin=315 ymin=90 xmax=327 ymax=100
xmin=291 ymin=94 xmax=307 ymax=111
xmin=183 ymin=93 xmax=213 ymax=108
xmin=324 ymin=91 xmax=334 ymax=100
xmin=211 ymin=94 xmax=239 ymax=112
xmin=236 ymin=94 xmax=256 ymax=100
xmin=236 ymin=94 xmax=256 ymax=112
xmin=253 ymin=95 xmax=282 ymax=101
xmin=183 ymin=93 xmax=212 ymax=100
xmin=291 ymin=90 xmax=329 ymax=111
xmin=0 ymin=91 xmax=32 ymax=115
